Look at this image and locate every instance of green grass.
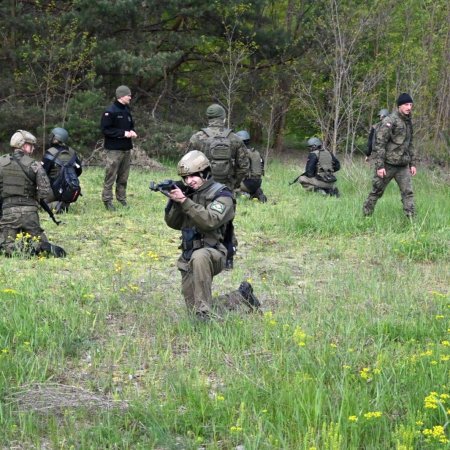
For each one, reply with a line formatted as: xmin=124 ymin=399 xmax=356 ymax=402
xmin=0 ymin=159 xmax=448 ymax=449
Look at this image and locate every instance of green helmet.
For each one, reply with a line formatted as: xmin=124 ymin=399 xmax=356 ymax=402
xmin=49 ymin=127 xmax=69 ymax=144
xmin=206 ymin=104 xmax=226 ymax=119
xmin=236 ymin=130 xmax=250 ymax=142
xmin=177 ymin=151 xmax=210 ymax=177
xmin=10 ymin=130 xmax=37 ymax=148
xmin=307 ymin=137 xmax=322 ymax=149
xmin=378 ymin=109 xmax=389 ymax=119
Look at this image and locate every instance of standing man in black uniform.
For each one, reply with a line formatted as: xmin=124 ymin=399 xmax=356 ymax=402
xmin=100 ymin=85 xmax=137 ymax=211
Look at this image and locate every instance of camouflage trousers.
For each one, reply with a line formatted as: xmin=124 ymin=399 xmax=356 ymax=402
xmin=363 ymin=164 xmax=415 ymax=216
xmin=0 ymin=206 xmax=48 ymax=256
xmin=299 ymin=175 xmax=335 ymax=191
xmin=102 ymin=150 xmax=131 ymax=203
xmin=177 ymin=247 xmax=247 ymax=316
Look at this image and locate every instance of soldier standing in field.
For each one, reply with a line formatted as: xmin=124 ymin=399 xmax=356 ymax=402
xmin=0 ymin=130 xmax=66 ymax=257
xmin=164 ymin=150 xmax=260 ymax=320
xmin=363 ymin=93 xmax=417 ymax=218
xmin=366 ymin=108 xmax=389 ymax=162
xmin=235 ymin=130 xmax=267 ymax=203
xmin=100 ymin=85 xmax=137 ymax=211
xmin=188 ymin=104 xmax=249 ymax=269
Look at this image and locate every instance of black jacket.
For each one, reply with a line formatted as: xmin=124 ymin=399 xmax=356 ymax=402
xmin=100 ymin=101 xmax=135 ymax=150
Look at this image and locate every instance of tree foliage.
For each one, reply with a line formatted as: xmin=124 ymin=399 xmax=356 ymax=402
xmin=0 ymin=0 xmax=448 ymax=161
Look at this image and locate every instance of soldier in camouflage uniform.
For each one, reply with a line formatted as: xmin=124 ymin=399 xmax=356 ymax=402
xmin=164 ymin=150 xmax=260 ymax=319
xmin=188 ymin=104 xmax=249 ymax=269
xmin=366 ymin=108 xmax=389 ymax=162
xmin=236 ymin=130 xmax=267 ymax=203
xmin=0 ymin=130 xmax=66 ymax=257
xmin=363 ymin=93 xmax=417 ymax=218
xmin=298 ymin=137 xmax=341 ymax=197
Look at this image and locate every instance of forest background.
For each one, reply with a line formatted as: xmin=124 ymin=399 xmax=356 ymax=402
xmin=0 ymin=0 xmax=449 ymax=163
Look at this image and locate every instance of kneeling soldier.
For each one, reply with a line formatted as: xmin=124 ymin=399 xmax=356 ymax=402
xmin=164 ymin=150 xmax=260 ymax=319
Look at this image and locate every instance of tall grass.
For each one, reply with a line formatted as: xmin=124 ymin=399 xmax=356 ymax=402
xmin=0 ymin=159 xmax=448 ymax=449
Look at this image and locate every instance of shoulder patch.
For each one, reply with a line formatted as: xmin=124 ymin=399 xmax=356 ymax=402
xmin=210 ymin=200 xmax=226 ymax=214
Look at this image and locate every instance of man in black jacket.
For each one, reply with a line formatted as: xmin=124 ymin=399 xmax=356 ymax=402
xmin=100 ymin=85 xmax=137 ymax=211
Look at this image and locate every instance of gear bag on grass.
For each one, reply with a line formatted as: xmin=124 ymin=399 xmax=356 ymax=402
xmin=50 ymin=151 xmax=81 ymax=203
xmin=202 ymin=127 xmax=233 ymax=183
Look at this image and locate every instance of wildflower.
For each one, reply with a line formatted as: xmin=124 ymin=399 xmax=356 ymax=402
xmin=424 ymin=392 xmax=439 ymax=409
xmin=216 ymin=395 xmax=225 ymax=401
xmin=1 ymin=288 xmax=18 ymax=295
xmin=415 ymin=420 xmax=424 ymax=426
xmin=348 ymin=415 xmax=358 ymax=422
xmin=360 ymin=367 xmax=371 ymax=380
xmin=441 ymin=340 xmax=450 ymax=347
xmin=435 ymin=315 xmax=444 ymax=320
xmin=363 ymin=411 xmax=383 ymax=420
xmin=293 ymin=326 xmax=307 ymax=346
xmin=422 ymin=425 xmax=449 ymax=444
xmin=230 ymin=426 xmax=242 ymax=432
xmin=420 ymin=350 xmax=433 ymax=357
xmin=441 ymin=355 xmax=450 ymax=362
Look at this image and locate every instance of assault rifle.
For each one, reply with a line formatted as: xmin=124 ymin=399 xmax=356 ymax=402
xmin=40 ymin=200 xmax=61 ymax=225
xmin=288 ymin=174 xmax=303 ymax=186
xmin=149 ymin=179 xmax=192 ymax=198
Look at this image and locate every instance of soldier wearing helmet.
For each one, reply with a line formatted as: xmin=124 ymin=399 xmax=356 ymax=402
xmin=42 ymin=127 xmax=83 ymax=213
xmin=0 ymin=130 xmax=66 ymax=257
xmin=236 ymin=130 xmax=267 ymax=203
xmin=164 ymin=150 xmax=260 ymax=319
xmin=297 ymin=137 xmax=341 ymax=196
xmin=187 ymin=104 xmax=249 ymax=269
xmin=366 ymin=108 xmax=390 ymax=161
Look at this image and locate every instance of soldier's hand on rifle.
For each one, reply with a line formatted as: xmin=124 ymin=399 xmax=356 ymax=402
xmin=377 ymin=168 xmax=386 ymax=178
xmin=168 ymin=186 xmax=187 ymax=204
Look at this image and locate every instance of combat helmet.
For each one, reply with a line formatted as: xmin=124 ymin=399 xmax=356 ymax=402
xmin=10 ymin=130 xmax=37 ymax=149
xmin=236 ymin=130 xmax=250 ymax=144
xmin=307 ymin=137 xmax=323 ymax=149
xmin=177 ymin=150 xmax=211 ymax=177
xmin=206 ymin=103 xmax=226 ymax=119
xmin=49 ymin=127 xmax=69 ymax=145
xmin=378 ymin=109 xmax=389 ymax=119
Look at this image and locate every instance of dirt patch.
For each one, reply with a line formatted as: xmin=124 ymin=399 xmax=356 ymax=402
xmin=83 ymin=141 xmax=165 ymax=171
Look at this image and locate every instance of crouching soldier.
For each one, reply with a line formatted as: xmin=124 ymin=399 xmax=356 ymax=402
xmin=164 ymin=150 xmax=260 ymax=319
xmin=0 ymin=130 xmax=66 ymax=257
xmin=298 ymin=137 xmax=341 ymax=197
xmin=236 ymin=130 xmax=267 ymax=203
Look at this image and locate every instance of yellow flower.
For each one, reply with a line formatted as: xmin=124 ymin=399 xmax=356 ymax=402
xmin=216 ymin=395 xmax=225 ymax=401
xmin=348 ymin=415 xmax=358 ymax=422
xmin=363 ymin=411 xmax=383 ymax=419
xmin=415 ymin=420 xmax=424 ymax=426
xmin=424 ymin=392 xmax=439 ymax=409
xmin=441 ymin=340 xmax=450 ymax=346
xmin=360 ymin=367 xmax=371 ymax=380
xmin=230 ymin=426 xmax=242 ymax=432
xmin=1 ymin=288 xmax=18 ymax=294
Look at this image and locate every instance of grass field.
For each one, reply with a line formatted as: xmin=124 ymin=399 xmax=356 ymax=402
xmin=0 ymin=157 xmax=449 ymax=449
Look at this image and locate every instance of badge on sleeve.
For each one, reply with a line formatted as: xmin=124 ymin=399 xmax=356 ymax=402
xmin=210 ymin=201 xmax=225 ymax=214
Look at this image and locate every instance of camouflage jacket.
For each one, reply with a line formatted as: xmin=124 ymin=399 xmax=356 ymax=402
xmin=373 ymin=110 xmax=416 ymax=169
xmin=188 ymin=119 xmax=249 ymax=190
xmin=164 ymin=179 xmax=234 ymax=250
xmin=0 ymin=150 xmax=52 ymax=209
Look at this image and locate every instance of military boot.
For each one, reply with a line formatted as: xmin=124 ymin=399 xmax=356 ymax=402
xmin=104 ymin=201 xmax=116 ymax=211
xmin=40 ymin=242 xmax=67 ymax=258
xmin=238 ymin=281 xmax=261 ymax=311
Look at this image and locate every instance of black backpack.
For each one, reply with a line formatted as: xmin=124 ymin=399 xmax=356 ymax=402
xmin=50 ymin=151 xmax=81 ymax=203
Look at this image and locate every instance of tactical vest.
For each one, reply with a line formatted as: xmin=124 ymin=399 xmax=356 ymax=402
xmin=313 ymin=149 xmax=334 ymax=174
xmin=201 ymin=127 xmax=233 ymax=184
xmin=0 ymin=153 xmax=37 ymax=205
xmin=248 ymin=148 xmax=263 ymax=177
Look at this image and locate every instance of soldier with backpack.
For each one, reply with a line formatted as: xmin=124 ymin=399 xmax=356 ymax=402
xmin=235 ymin=130 xmax=267 ymax=203
xmin=366 ymin=109 xmax=389 ymax=162
xmin=297 ymin=137 xmax=341 ymax=197
xmin=42 ymin=127 xmax=82 ymax=214
xmin=188 ymin=104 xmax=249 ymax=269
xmin=0 ymin=130 xmax=66 ymax=257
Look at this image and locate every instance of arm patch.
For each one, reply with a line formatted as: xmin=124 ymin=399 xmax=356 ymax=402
xmin=210 ymin=201 xmax=226 ymax=214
